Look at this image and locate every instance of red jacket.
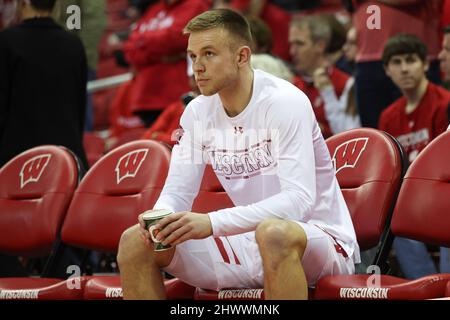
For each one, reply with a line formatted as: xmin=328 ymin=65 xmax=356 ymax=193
xmin=109 ymin=80 xmax=145 ymax=138
xmin=124 ymin=0 xmax=210 ymax=112
xmin=293 ymin=68 xmax=350 ymax=138
xmin=379 ymin=82 xmax=450 ymax=163
xmin=141 ymin=99 xmax=185 ymax=146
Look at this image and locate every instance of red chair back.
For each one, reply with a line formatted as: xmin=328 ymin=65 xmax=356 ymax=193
xmin=61 ymin=140 xmax=171 ymax=252
xmin=0 ymin=146 xmax=79 ymax=256
xmin=326 ymin=128 xmax=405 ymax=250
xmin=192 ymin=165 xmax=234 ymax=213
xmin=391 ymin=130 xmax=450 ymax=245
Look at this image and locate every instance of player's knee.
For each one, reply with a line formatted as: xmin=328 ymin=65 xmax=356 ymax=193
xmin=117 ymin=224 xmax=146 ymax=267
xmin=255 ymin=219 xmax=306 ymax=256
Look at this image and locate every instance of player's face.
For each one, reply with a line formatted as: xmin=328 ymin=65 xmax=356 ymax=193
xmin=438 ymin=33 xmax=450 ymax=81
xmin=187 ymin=28 xmax=240 ymax=96
xmin=385 ymin=53 xmax=428 ymax=92
xmin=289 ymin=25 xmax=322 ymax=76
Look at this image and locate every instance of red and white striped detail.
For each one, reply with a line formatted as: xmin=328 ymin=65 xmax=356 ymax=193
xmin=213 ymin=237 xmax=241 ymax=265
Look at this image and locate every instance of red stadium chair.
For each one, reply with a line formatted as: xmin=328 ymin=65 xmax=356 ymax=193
xmin=107 ymin=128 xmax=148 ymax=152
xmin=0 ymin=140 xmax=171 ymax=299
xmin=192 ymin=165 xmax=234 ymax=213
xmin=0 ymin=145 xmax=81 ymax=299
xmin=194 ymin=128 xmax=406 ymax=300
xmin=84 ymin=158 xmax=233 ymax=299
xmin=63 ymin=140 xmax=172 ymax=299
xmin=446 ymin=281 xmax=450 ymax=297
xmin=315 ymin=130 xmax=450 ymax=300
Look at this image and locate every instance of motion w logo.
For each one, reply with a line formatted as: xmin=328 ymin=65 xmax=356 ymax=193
xmin=115 ymin=149 xmax=148 ymax=184
xmin=20 ymin=154 xmax=52 ymax=188
xmin=332 ymin=138 xmax=368 ymax=174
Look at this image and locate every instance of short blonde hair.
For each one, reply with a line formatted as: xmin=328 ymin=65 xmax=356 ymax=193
xmin=184 ymin=9 xmax=253 ymax=48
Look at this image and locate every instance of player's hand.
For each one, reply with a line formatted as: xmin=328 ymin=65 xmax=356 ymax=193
xmin=138 ymin=212 xmax=152 ymax=247
xmin=153 ymin=212 xmax=213 ymax=246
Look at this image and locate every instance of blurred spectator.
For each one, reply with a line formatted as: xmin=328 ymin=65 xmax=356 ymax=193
xmin=0 ymin=0 xmax=88 ymax=169
xmin=108 ymin=76 xmax=145 ymax=149
xmin=439 ymin=25 xmax=450 ymax=83
xmin=226 ymin=0 xmax=291 ymax=61
xmin=54 ymin=0 xmax=107 ymax=132
xmin=313 ymin=68 xmax=360 ymax=134
xmin=322 ymin=14 xmax=354 ymax=75
xmin=442 ymin=0 xmax=450 ymax=30
xmin=128 ymin=0 xmax=158 ymax=17
xmin=379 ymin=34 xmax=449 ymax=162
xmin=247 ymin=15 xmax=293 ymax=82
xmin=351 ymin=0 xmax=444 ymax=128
xmin=122 ymin=0 xmax=210 ymax=127
xmin=289 ymin=14 xmax=350 ymax=138
xmin=141 ymin=58 xmax=198 ymax=146
xmin=378 ymin=34 xmax=450 ymax=278
xmin=246 ymin=16 xmax=294 ymax=82
xmin=246 ymin=15 xmax=272 ymax=54
xmin=0 ymin=0 xmax=18 ymax=30
xmin=342 ymin=26 xmax=356 ymax=73
xmin=251 ymin=54 xmax=293 ymax=82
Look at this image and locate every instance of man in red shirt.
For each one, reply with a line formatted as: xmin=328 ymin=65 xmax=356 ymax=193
xmin=379 ymin=33 xmax=450 ymax=279
xmin=289 ymin=15 xmax=349 ymax=138
xmin=379 ymin=34 xmax=449 ymax=163
xmin=351 ymin=0 xmax=444 ymax=129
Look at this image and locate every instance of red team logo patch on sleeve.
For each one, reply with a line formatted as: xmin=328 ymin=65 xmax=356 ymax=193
xmin=19 ymin=154 xmax=52 ymax=188
xmin=332 ymin=138 xmax=369 ymax=174
xmin=115 ymin=149 xmax=148 ymax=184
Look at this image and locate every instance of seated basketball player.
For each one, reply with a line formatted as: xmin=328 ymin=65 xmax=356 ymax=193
xmin=117 ymin=9 xmax=360 ymax=300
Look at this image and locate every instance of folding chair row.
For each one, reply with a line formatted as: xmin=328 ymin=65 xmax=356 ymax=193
xmin=315 ymin=129 xmax=450 ymax=300
xmin=0 ymin=139 xmax=232 ymax=299
xmin=2 ymin=129 xmax=449 ymax=300
xmin=195 ymin=129 xmax=450 ymax=300
xmin=192 ymin=127 xmax=408 ymax=300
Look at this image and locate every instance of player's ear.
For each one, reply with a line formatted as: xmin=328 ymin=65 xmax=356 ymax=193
xmin=237 ymin=46 xmax=251 ymax=67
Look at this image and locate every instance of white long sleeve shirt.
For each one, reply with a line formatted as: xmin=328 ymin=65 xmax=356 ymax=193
xmin=320 ymin=77 xmax=361 ymax=135
xmin=154 ymin=69 xmax=360 ymax=263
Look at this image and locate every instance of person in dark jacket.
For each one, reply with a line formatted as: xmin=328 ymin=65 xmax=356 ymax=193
xmin=0 ymin=0 xmax=88 ymax=169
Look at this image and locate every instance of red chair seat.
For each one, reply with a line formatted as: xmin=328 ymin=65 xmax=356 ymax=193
xmin=315 ymin=274 xmax=450 ymax=300
xmin=446 ymin=281 xmax=450 ymax=297
xmin=194 ymin=287 xmax=316 ymax=300
xmin=316 ymin=131 xmax=450 ymax=300
xmin=83 ymin=276 xmax=195 ymax=300
xmin=195 ymin=288 xmax=265 ymax=300
xmin=0 ymin=277 xmax=92 ymax=300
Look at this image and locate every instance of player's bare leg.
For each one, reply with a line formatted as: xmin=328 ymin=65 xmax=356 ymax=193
xmin=256 ymin=219 xmax=308 ymax=300
xmin=117 ymin=224 xmax=175 ymax=299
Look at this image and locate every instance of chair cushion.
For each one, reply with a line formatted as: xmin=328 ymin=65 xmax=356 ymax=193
xmin=0 ymin=276 xmax=92 ymax=300
xmin=315 ymin=273 xmax=450 ymax=300
xmin=83 ymin=276 xmax=195 ymax=300
xmin=194 ymin=288 xmax=265 ymax=300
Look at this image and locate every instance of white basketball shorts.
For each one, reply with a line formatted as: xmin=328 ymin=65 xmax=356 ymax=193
xmin=162 ymin=221 xmax=354 ymax=291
